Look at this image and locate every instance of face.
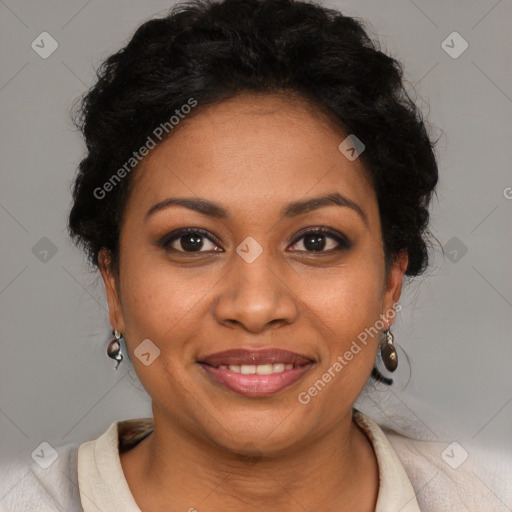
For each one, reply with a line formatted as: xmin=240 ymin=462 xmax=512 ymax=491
xmin=99 ymin=93 xmax=407 ymax=455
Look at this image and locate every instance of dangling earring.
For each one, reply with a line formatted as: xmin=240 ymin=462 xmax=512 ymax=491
xmin=107 ymin=329 xmax=123 ymax=370
xmin=380 ymin=328 xmax=398 ymax=372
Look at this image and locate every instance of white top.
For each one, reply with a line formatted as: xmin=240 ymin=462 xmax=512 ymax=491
xmin=76 ymin=410 xmax=420 ymax=512
xmin=0 ymin=410 xmax=509 ymax=511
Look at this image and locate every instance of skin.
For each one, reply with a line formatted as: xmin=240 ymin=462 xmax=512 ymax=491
xmin=99 ymin=92 xmax=408 ymax=512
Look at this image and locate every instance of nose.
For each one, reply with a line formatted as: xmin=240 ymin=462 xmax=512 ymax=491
xmin=212 ymin=251 xmax=299 ymax=334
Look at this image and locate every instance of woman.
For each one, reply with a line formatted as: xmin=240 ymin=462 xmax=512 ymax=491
xmin=0 ymin=0 xmax=505 ymax=510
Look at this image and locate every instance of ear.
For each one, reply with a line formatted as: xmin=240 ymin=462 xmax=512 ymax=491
xmin=381 ymin=250 xmax=408 ymax=328
xmin=98 ymin=248 xmax=125 ymax=333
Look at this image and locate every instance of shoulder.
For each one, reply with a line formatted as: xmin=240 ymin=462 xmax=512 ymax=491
xmin=0 ymin=442 xmax=83 ymax=512
xmin=382 ymin=427 xmax=512 ymax=511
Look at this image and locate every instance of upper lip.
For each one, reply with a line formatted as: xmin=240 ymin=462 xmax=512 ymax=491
xmin=198 ymin=348 xmax=314 ymax=367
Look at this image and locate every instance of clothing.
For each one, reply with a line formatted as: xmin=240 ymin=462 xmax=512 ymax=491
xmin=0 ymin=410 xmax=509 ymax=511
xmin=77 ymin=410 xmax=419 ymax=512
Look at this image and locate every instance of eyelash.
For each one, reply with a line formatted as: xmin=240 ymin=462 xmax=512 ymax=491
xmin=158 ymin=227 xmax=351 ymax=254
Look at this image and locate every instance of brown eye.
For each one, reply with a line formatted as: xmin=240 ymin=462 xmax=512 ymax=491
xmin=289 ymin=228 xmax=351 ymax=253
xmin=160 ymin=228 xmax=223 ymax=253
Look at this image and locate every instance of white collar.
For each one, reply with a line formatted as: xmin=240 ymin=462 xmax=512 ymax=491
xmin=77 ymin=410 xmax=420 ymax=511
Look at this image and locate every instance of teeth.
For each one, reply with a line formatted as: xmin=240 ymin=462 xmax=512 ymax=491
xmin=221 ymin=363 xmax=296 ymax=374
xmin=241 ymin=365 xmax=256 ymax=374
xmin=256 ymin=364 xmax=273 ymax=375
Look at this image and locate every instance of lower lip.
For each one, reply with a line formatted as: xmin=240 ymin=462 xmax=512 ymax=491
xmin=199 ymin=363 xmax=314 ymax=397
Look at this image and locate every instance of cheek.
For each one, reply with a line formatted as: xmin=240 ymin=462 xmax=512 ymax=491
xmin=297 ymin=260 xmax=383 ymax=399
xmin=302 ymin=259 xmax=384 ymax=338
xmin=119 ymin=248 xmax=216 ymax=343
xmin=303 ymin=270 xmax=382 ymax=406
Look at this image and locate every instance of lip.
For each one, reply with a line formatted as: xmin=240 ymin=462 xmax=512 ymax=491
xmin=199 ymin=362 xmax=314 ymax=397
xmin=198 ymin=348 xmax=314 ymax=366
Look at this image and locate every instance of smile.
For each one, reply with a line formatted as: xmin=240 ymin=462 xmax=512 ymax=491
xmin=217 ymin=363 xmax=295 ymax=374
xmin=197 ymin=348 xmax=315 ymax=397
xmin=199 ymin=363 xmax=314 ymax=397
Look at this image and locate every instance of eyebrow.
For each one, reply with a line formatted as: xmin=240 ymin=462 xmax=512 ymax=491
xmin=145 ymin=192 xmax=368 ymax=228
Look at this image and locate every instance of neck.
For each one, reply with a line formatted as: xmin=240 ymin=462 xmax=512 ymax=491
xmin=120 ymin=407 xmax=379 ymax=511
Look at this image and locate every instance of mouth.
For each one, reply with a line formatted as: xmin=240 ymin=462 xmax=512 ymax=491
xmin=197 ymin=348 xmax=315 ymax=397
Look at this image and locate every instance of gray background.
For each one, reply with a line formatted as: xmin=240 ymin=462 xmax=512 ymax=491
xmin=0 ymin=0 xmax=510 ymax=496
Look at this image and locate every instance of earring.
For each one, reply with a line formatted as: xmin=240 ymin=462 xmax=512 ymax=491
xmin=107 ymin=329 xmax=123 ymax=370
xmin=380 ymin=328 xmax=398 ymax=372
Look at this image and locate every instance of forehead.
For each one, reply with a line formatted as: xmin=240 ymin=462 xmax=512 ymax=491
xmin=126 ymin=93 xmax=378 ymax=226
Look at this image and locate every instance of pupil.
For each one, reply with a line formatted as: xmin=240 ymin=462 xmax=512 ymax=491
xmin=181 ymin=234 xmax=204 ymax=251
xmin=304 ymin=234 xmax=326 ymax=251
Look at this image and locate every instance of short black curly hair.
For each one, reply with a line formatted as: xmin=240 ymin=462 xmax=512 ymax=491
xmin=68 ymin=0 xmax=439 ymax=283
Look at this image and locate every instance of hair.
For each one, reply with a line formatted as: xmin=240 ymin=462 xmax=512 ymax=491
xmin=67 ymin=0 xmax=440 ymax=385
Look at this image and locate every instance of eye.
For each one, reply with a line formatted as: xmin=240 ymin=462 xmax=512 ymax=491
xmin=159 ymin=228 xmax=223 ymax=253
xmin=288 ymin=227 xmax=351 ymax=253
xmin=158 ymin=226 xmax=351 ymax=255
